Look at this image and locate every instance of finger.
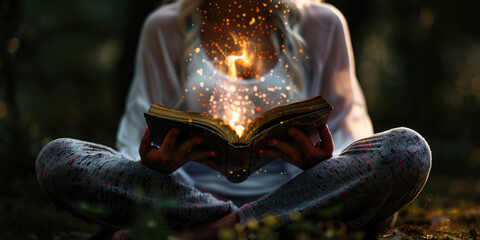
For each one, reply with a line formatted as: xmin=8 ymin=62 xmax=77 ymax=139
xmin=139 ymin=127 xmax=152 ymax=158
xmin=193 ymin=151 xmax=220 ymax=169
xmin=268 ymin=139 xmax=301 ymax=162
xmin=261 ymin=148 xmax=303 ymax=168
xmin=259 ymin=148 xmax=285 ymax=159
xmin=177 ymin=137 xmax=204 ymax=157
xmin=188 ymin=149 xmax=216 ymax=161
xmin=319 ymin=125 xmax=334 ymax=155
xmin=287 ymin=128 xmax=314 ymax=153
xmin=162 ymin=128 xmax=180 ymax=151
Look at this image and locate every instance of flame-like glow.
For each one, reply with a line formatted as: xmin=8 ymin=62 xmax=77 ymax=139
xmin=183 ymin=1 xmax=305 ymax=139
xmin=225 ymin=35 xmax=255 ymax=81
xmin=212 ymin=33 xmax=257 ymax=136
xmin=228 ymin=109 xmax=246 ymax=136
xmin=235 ymin=125 xmax=245 ymax=137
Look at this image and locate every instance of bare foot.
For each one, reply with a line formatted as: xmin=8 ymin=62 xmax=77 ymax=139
xmin=111 ymin=230 xmax=131 ymax=240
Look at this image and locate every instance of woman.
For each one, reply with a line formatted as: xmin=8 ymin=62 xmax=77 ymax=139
xmin=36 ymin=0 xmax=432 ymax=238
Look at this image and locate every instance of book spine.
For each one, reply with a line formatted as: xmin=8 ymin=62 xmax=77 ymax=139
xmin=223 ymin=144 xmax=251 ymax=183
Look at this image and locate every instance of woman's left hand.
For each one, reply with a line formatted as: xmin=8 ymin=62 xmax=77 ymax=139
xmin=260 ymin=125 xmax=334 ymax=170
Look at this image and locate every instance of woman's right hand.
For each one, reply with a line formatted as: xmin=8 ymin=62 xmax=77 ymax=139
xmin=139 ymin=127 xmax=218 ymax=174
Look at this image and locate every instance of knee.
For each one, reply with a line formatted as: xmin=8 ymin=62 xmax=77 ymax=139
xmin=385 ymin=127 xmax=432 ymax=186
xmin=36 ymin=138 xmax=75 ymax=170
xmin=36 ymin=138 xmax=78 ymax=194
xmin=389 ymin=127 xmax=431 ymax=168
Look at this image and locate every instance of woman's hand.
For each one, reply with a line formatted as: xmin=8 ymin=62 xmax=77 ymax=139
xmin=260 ymin=125 xmax=334 ymax=170
xmin=139 ymin=127 xmax=218 ymax=174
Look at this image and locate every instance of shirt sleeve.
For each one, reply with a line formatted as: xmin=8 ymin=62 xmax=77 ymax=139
xmin=115 ymin=4 xmax=196 ymax=186
xmin=116 ymin=5 xmax=184 ymax=161
xmin=115 ymin=24 xmax=153 ymax=162
xmin=304 ymin=4 xmax=373 ymax=155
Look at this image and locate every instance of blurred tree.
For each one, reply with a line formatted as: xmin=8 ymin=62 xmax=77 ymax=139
xmin=328 ymin=0 xmax=480 ymax=176
xmin=1 ymin=0 xmax=480 ymax=237
xmin=0 ymin=0 xmax=25 ymax=196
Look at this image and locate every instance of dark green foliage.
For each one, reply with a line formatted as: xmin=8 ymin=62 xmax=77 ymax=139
xmin=1 ymin=0 xmax=480 ymax=238
xmin=126 ymin=210 xmax=172 ymax=240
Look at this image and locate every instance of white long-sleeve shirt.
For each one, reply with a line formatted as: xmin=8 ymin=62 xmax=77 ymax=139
xmin=116 ymin=2 xmax=373 ymax=198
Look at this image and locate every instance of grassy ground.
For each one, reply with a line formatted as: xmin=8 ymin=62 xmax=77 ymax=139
xmin=381 ymin=175 xmax=480 ymax=240
xmin=382 ymin=202 xmax=480 ymax=239
xmin=1 ymin=173 xmax=479 ymax=240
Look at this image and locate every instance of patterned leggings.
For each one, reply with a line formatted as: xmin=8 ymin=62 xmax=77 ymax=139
xmin=35 ymin=127 xmax=431 ymax=230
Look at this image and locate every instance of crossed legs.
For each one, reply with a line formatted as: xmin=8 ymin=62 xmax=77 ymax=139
xmin=36 ymin=127 xmax=431 ymax=232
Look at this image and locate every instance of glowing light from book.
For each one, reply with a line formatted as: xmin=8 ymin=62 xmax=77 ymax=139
xmin=235 ymin=125 xmax=245 ymax=137
xmin=181 ymin=2 xmax=306 ymax=140
xmin=228 ymin=111 xmax=245 ymax=137
xmin=225 ymin=35 xmax=255 ymax=81
xmin=208 ymin=35 xmax=259 ymax=136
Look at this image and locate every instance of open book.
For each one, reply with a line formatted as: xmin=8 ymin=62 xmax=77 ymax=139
xmin=144 ymin=96 xmax=332 ymax=182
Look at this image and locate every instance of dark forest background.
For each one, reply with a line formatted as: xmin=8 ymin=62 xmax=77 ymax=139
xmin=1 ymin=0 xmax=480 ymax=238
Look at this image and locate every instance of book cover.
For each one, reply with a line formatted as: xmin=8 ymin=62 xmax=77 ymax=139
xmin=144 ymin=96 xmax=332 ymax=182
